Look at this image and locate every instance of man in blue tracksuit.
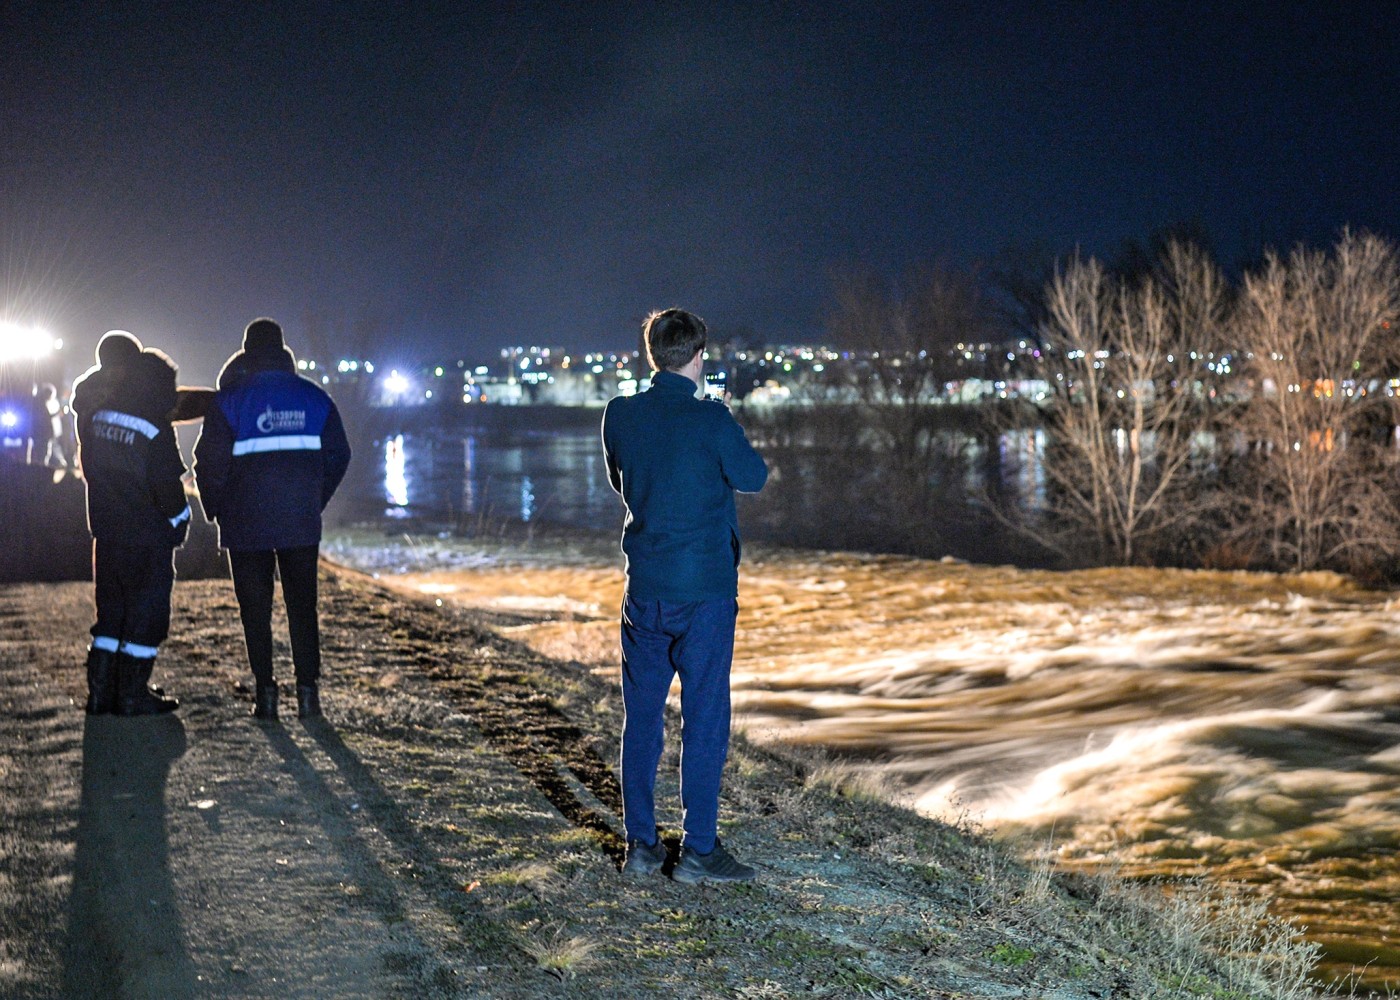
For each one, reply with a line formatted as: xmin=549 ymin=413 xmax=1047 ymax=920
xmin=194 ymin=318 xmax=351 ymax=721
xmin=602 ymin=308 xmax=768 ymax=884
xmin=71 ymin=332 xmax=190 ymax=715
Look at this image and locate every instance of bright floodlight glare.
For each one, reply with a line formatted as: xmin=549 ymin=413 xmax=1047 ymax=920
xmin=384 ymin=371 xmax=410 ymax=395
xmin=0 ymin=410 xmax=18 ymax=428
xmin=0 ymin=321 xmax=55 ymax=362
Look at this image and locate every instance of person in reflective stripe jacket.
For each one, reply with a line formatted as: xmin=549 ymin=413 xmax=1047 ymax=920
xmin=194 ymin=318 xmax=351 ymax=722
xmin=71 ymin=331 xmax=191 ymax=716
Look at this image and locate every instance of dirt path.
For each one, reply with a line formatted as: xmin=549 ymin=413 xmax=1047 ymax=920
xmin=0 ymin=579 xmax=522 ymax=998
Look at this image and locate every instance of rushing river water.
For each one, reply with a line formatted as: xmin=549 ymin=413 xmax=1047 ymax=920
xmin=325 ymin=529 xmax=1400 ymax=993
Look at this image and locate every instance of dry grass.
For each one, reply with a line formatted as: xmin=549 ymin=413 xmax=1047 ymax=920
xmin=519 ymin=925 xmax=599 ymax=980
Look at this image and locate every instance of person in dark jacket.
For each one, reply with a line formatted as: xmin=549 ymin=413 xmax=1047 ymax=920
xmin=601 ymin=308 xmax=768 ymax=884
xmin=70 ymin=331 xmax=191 ymax=715
xmin=193 ymin=318 xmax=351 ymax=721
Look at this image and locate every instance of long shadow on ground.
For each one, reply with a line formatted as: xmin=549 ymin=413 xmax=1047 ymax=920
xmin=62 ymin=714 xmax=195 ymax=998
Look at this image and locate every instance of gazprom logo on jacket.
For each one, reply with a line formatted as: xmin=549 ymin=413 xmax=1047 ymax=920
xmin=255 ymin=404 xmax=307 ymax=434
xmin=233 ymin=403 xmax=322 ymax=456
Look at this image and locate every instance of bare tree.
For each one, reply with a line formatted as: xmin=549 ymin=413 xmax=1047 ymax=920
xmin=1228 ymin=230 xmax=1400 ymax=575
xmin=1029 ymin=242 xmax=1228 ymax=564
xmin=826 ymin=262 xmax=995 ymax=473
xmin=784 ymin=262 xmax=1002 ymax=556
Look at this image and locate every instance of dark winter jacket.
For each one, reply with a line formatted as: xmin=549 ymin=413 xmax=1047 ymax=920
xmin=602 ymin=370 xmax=768 ymax=601
xmin=193 ymin=345 xmax=351 ymax=551
xmin=71 ymin=350 xmax=191 ymax=547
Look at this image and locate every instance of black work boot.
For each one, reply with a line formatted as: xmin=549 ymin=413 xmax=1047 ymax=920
xmin=296 ymin=683 xmax=321 ymax=719
xmin=252 ymin=682 xmax=279 ymax=721
xmin=115 ymin=653 xmax=179 ymax=716
xmin=84 ymin=647 xmax=118 ymax=715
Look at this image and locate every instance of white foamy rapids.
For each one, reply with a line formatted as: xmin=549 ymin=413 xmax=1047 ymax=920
xmin=726 ymin=555 xmax=1400 ymax=872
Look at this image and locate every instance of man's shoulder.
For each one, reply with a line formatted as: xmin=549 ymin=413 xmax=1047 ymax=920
xmin=219 ymin=368 xmax=326 ymax=400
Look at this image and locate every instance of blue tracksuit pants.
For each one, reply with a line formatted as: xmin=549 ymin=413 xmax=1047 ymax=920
xmin=620 ymin=594 xmax=737 ymax=855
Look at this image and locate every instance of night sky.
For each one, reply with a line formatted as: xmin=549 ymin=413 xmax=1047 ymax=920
xmin=5 ymin=2 xmax=1399 ymax=384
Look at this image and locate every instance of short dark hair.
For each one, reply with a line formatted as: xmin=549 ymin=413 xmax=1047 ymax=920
xmin=643 ymin=308 xmax=707 ymax=372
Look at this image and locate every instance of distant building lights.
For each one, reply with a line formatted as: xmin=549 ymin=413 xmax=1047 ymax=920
xmin=365 ymin=361 xmax=375 ymax=373
xmin=474 ymin=366 xmax=488 ymax=375
xmin=338 ymin=360 xmax=351 ymax=373
xmin=321 ymin=375 xmax=329 ymax=385
xmin=425 ymin=389 xmax=433 ymax=399
xmin=520 ymin=358 xmax=530 ymax=369
xmin=297 ymin=360 xmax=309 ymax=370
xmin=435 ymin=366 xmax=444 ymax=377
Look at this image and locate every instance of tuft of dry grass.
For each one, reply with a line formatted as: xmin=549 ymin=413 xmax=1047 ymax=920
xmin=519 ymin=925 xmax=598 ymax=980
xmin=483 ymin=862 xmax=562 ymax=896
xmin=1090 ymin=873 xmax=1323 ymax=1000
xmin=802 ymin=760 xmax=898 ymax=804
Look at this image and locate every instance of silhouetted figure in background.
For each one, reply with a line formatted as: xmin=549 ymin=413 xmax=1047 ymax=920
xmin=70 ymin=332 xmax=190 ymax=715
xmin=194 ymin=318 xmax=351 ymax=721
xmin=31 ymin=382 xmax=68 ymax=468
xmin=602 ymin=308 xmax=768 ymax=884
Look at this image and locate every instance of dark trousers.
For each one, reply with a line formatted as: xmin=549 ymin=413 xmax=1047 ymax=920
xmin=619 ymin=594 xmax=737 ymax=855
xmin=91 ymin=539 xmax=175 ymax=656
xmin=228 ymin=545 xmax=321 ymax=686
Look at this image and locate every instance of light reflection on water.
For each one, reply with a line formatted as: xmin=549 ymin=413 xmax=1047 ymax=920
xmin=383 ymin=435 xmax=408 ymax=512
xmin=356 ymin=425 xmax=611 ymax=528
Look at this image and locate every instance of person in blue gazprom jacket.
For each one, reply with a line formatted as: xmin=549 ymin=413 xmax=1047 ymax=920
xmin=194 ymin=318 xmax=351 ymax=722
xmin=602 ymin=308 xmax=768 ymax=884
